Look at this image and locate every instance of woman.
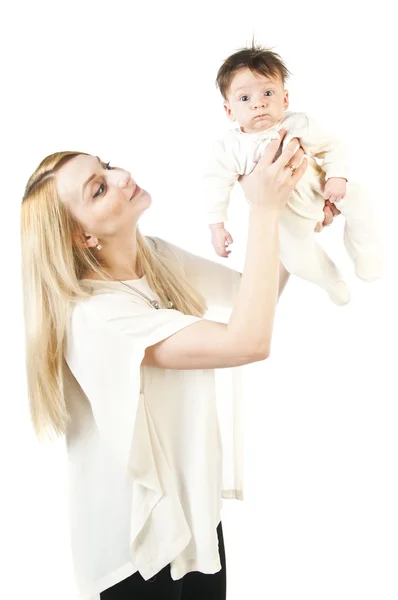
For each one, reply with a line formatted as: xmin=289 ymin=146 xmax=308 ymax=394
xmin=20 ymin=131 xmax=338 ymax=600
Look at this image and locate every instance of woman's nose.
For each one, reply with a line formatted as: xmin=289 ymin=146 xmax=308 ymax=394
xmin=117 ymin=172 xmax=132 ymax=188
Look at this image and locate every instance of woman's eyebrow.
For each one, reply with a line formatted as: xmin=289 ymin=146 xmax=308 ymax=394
xmin=81 ymin=156 xmax=102 ymax=199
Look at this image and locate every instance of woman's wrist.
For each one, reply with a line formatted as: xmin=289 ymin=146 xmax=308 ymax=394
xmin=249 ymin=204 xmax=281 ymax=220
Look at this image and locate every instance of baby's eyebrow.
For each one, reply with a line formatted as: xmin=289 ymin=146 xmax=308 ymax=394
xmin=234 ymin=83 xmax=275 ymax=94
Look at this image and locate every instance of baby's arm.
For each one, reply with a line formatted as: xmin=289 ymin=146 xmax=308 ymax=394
xmin=210 ymin=223 xmax=234 ymax=258
xmin=202 ymin=139 xmax=240 ymax=257
xmin=299 ymin=114 xmax=349 ymax=202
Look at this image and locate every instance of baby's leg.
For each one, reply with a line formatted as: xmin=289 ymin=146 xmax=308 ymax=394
xmin=335 ymin=182 xmax=382 ymax=281
xmin=279 ymin=207 xmax=351 ymax=305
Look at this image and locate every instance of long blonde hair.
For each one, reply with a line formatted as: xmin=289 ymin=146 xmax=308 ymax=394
xmin=21 ymin=151 xmax=207 ymax=439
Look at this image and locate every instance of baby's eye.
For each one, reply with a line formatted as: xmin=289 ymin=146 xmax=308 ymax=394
xmin=239 ymin=95 xmax=250 ymax=102
xmin=264 ymin=91 xmax=273 ymax=96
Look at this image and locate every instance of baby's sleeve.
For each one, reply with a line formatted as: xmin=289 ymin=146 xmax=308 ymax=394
xmin=300 ymin=114 xmax=350 ymax=181
xmin=202 ymin=139 xmax=240 ymax=224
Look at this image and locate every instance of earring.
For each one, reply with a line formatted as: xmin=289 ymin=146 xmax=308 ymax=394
xmin=96 ymin=244 xmax=102 ymax=250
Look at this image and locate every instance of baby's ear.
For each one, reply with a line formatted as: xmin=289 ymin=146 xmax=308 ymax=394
xmin=223 ymin=102 xmax=236 ymax=122
xmin=283 ymin=90 xmax=290 ymax=110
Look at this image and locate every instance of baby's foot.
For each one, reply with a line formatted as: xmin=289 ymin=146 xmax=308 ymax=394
xmin=343 ymin=230 xmax=382 ymax=282
xmin=354 ymin=253 xmax=383 ymax=282
xmin=326 ymin=281 xmax=351 ymax=306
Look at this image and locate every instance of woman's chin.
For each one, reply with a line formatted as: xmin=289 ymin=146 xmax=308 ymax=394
xmin=132 ymin=187 xmax=151 ymax=208
xmin=134 ymin=190 xmax=152 ymax=220
xmin=140 ymin=188 xmax=152 ymax=208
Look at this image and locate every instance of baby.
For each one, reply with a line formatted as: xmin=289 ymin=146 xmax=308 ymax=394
xmin=203 ymin=45 xmax=382 ymax=305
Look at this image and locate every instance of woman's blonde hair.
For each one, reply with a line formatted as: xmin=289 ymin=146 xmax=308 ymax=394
xmin=21 ymin=151 xmax=207 ymax=440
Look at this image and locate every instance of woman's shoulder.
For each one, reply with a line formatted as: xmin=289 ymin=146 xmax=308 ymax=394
xmin=146 ymin=235 xmax=177 ymax=255
xmin=146 ymin=235 xmax=200 ymax=263
xmin=146 ymin=235 xmax=240 ymax=281
xmin=145 ymin=235 xmax=188 ymax=271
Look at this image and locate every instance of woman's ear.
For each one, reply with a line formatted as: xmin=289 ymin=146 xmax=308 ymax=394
xmin=73 ymin=231 xmax=98 ymax=249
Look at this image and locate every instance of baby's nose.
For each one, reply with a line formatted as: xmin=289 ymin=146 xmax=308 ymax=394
xmin=253 ymin=97 xmax=266 ymax=108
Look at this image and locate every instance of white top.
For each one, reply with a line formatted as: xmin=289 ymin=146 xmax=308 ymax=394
xmin=64 ymin=236 xmax=244 ymax=600
xmin=203 ymin=111 xmax=350 ymax=224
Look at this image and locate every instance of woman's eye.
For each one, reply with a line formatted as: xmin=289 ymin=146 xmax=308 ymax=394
xmin=93 ymin=162 xmax=114 ymax=198
xmin=93 ymin=183 xmax=105 ymax=199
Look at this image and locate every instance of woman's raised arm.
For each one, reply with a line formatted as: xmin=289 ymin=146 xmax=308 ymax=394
xmin=143 ymin=134 xmax=307 ymax=370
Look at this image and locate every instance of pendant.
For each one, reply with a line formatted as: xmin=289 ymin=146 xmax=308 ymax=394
xmin=150 ymin=299 xmax=174 ymax=309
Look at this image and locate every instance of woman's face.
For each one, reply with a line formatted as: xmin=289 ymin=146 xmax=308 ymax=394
xmin=56 ymin=154 xmax=151 ymax=246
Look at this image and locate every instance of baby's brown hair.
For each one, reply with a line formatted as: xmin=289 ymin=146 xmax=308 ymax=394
xmin=216 ymin=43 xmax=290 ymax=100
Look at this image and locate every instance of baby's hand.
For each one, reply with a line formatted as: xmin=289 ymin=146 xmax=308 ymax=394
xmin=314 ymin=200 xmax=341 ymax=232
xmin=209 ymin=223 xmax=233 ymax=258
xmin=323 ymin=177 xmax=347 ymax=203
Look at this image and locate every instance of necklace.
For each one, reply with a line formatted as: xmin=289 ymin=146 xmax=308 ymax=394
xmin=112 ymin=277 xmax=174 ymax=310
xmin=90 ymin=245 xmax=174 ymax=309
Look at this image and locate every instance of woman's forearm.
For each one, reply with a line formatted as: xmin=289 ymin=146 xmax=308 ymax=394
xmin=143 ymin=135 xmax=303 ymax=370
xmin=278 ymin=262 xmax=290 ymax=299
xmin=227 ymin=206 xmax=281 ymax=357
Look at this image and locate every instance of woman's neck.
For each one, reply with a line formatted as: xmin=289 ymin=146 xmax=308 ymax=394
xmin=85 ymin=234 xmax=142 ymax=280
xmin=83 ymin=267 xmax=143 ymax=281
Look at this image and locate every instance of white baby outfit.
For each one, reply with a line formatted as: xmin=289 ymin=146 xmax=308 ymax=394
xmin=64 ymin=236 xmax=244 ymax=599
xmin=203 ymin=111 xmax=382 ymax=304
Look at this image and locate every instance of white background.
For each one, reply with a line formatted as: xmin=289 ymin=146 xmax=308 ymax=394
xmin=1 ymin=1 xmax=397 ymax=598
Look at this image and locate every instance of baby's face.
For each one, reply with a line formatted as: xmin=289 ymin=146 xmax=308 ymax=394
xmin=224 ymin=68 xmax=289 ymax=134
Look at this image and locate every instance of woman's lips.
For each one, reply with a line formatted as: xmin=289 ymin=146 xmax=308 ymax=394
xmin=130 ymin=185 xmax=141 ymax=200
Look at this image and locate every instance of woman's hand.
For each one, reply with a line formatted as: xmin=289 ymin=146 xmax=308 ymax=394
xmin=238 ymin=129 xmax=307 ymax=213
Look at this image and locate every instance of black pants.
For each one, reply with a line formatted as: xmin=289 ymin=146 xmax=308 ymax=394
xmin=100 ymin=522 xmax=226 ymax=600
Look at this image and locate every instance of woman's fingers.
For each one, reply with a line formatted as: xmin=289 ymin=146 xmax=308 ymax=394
xmin=274 ymin=136 xmax=301 ymax=170
xmin=255 ymin=129 xmax=288 ymax=168
xmin=314 ymin=201 xmax=341 ymax=232
xmin=271 ymin=129 xmax=287 ymax=163
xmin=244 ymin=130 xmax=302 ymax=174
xmin=325 ymin=199 xmax=341 ymax=216
xmin=323 ymin=205 xmax=334 ymax=226
xmin=290 ymin=156 xmax=308 ymax=185
xmin=286 ymin=147 xmax=305 ymax=171
xmin=239 ymin=131 xmax=308 ymax=211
